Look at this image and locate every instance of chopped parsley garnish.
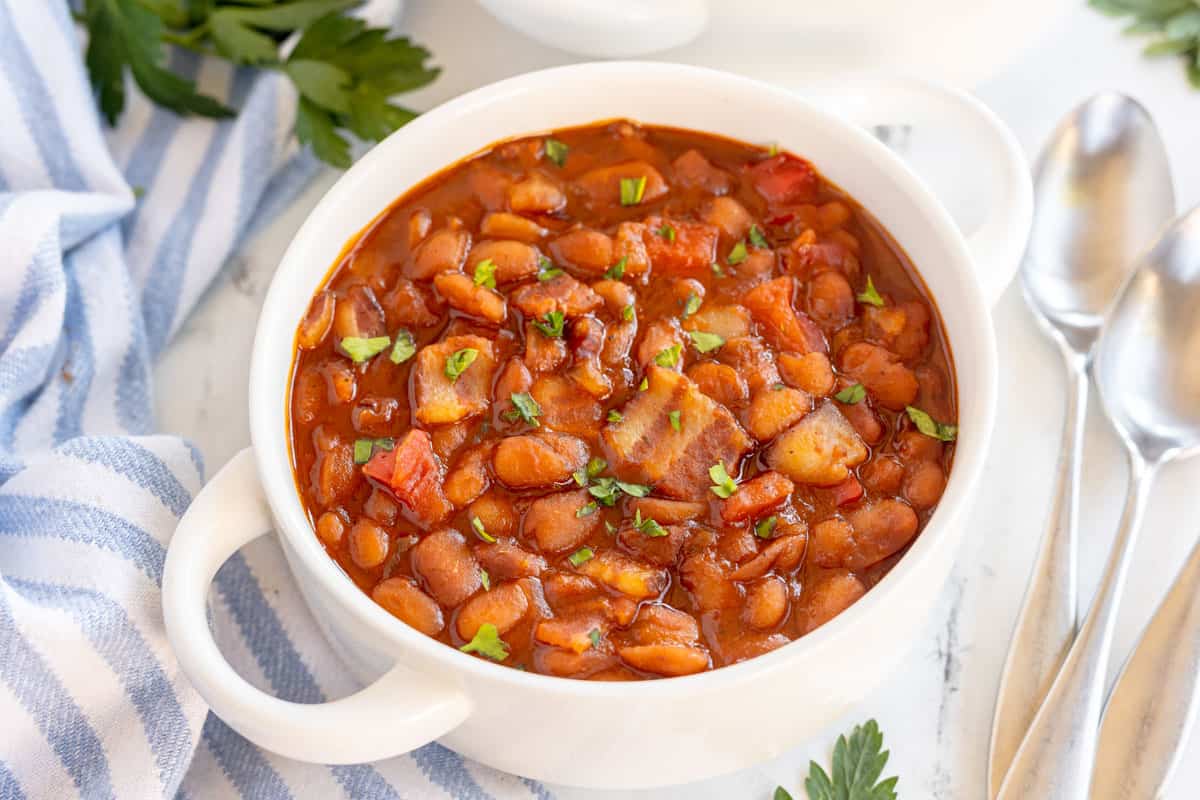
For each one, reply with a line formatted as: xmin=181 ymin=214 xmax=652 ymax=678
xmin=607 ymin=409 xmax=623 ymax=423
xmin=709 ymin=462 xmax=738 ymax=498
xmin=587 ymin=457 xmax=608 ymax=478
xmin=727 ymin=240 xmax=748 ymax=265
xmin=532 ymin=310 xmax=565 ymax=338
xmin=588 ymin=628 xmax=602 ymax=648
xmin=352 ymin=436 xmax=394 ymax=465
xmin=682 ymin=293 xmax=702 ymax=318
xmin=508 ymin=392 xmax=542 ymax=427
xmin=537 ymin=255 xmax=563 ymax=281
xmin=638 ymin=377 xmax=649 ymax=391
xmin=657 ymin=223 xmax=676 ymax=242
xmin=544 ymin=137 xmax=569 ymax=167
xmin=622 ymin=304 xmax=635 ymax=321
xmin=669 ymin=410 xmax=681 ymax=431
xmin=471 ymin=516 xmax=496 ymax=543
xmin=711 ymin=261 xmax=725 ymax=277
xmin=772 ymin=382 xmax=787 ymax=391
xmin=568 ymin=547 xmax=594 ymax=567
xmin=480 ymin=568 xmax=491 ymax=591
xmin=444 ymin=347 xmax=479 ymax=382
xmin=588 ymin=478 xmax=630 ymax=506
xmin=687 ymin=330 xmax=725 ymax=354
xmin=749 ymin=224 xmax=769 ymax=248
xmin=604 ymin=520 xmax=617 ymax=534
xmin=906 ymin=406 xmax=958 ymax=441
xmin=389 ymin=330 xmax=416 ymax=364
xmin=654 ymin=343 xmax=682 ymax=367
xmin=835 ymin=383 xmax=866 ymax=404
xmin=857 ymin=276 xmax=885 ymax=307
xmin=754 ymin=516 xmax=778 ymax=539
xmin=342 ymin=335 xmax=391 ymax=363
xmin=619 ymin=175 xmax=647 ymax=206
xmin=459 ymin=623 xmax=509 ymax=661
xmin=472 ymin=258 xmax=497 ymax=288
xmin=576 ymin=501 xmax=598 ymax=518
xmin=633 ymin=508 xmax=668 ymax=538
xmin=604 ymin=256 xmax=627 ymax=280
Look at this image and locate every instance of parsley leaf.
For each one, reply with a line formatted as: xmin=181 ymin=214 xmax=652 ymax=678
xmin=544 ymin=137 xmax=569 ymax=167
xmin=352 ymin=436 xmax=394 ymax=465
xmin=709 ymin=462 xmax=738 ymax=498
xmin=749 ymin=224 xmax=769 ymax=248
xmin=444 ymin=347 xmax=478 ymax=382
xmin=473 ymin=258 xmax=498 ymax=288
xmin=568 ymin=547 xmax=594 ymax=567
xmin=836 ymin=383 xmax=866 ymax=404
xmin=654 ymin=344 xmax=682 ymax=368
xmin=537 ymin=256 xmax=563 ymax=281
xmin=754 ymin=515 xmax=777 ymax=539
xmin=622 ymin=304 xmax=635 ymax=321
xmin=857 ymin=275 xmax=885 ymax=307
xmin=341 ymin=335 xmax=390 ymax=363
xmin=727 ymin=240 xmax=748 ymax=265
xmin=509 ymin=392 xmax=542 ymax=427
xmin=906 ymin=406 xmax=957 ymax=441
xmin=576 ymin=501 xmax=598 ymax=518
xmin=682 ymin=293 xmax=702 ymax=319
xmin=619 ymin=175 xmax=647 ymax=206
xmin=588 ymin=628 xmax=602 ymax=648
xmin=607 ymin=409 xmax=623 ymax=423
xmin=633 ymin=509 xmax=668 ymax=538
xmin=604 ymin=256 xmax=627 ymax=280
xmin=480 ymin=568 xmax=491 ymax=591
xmin=804 ymin=719 xmax=898 ymax=800
xmin=657 ymin=223 xmax=676 ymax=242
xmin=389 ymin=330 xmax=416 ymax=364
xmin=687 ymin=330 xmax=725 ymax=354
xmin=532 ymin=310 xmax=565 ymax=338
xmin=471 ymin=516 xmax=496 ymax=543
xmin=459 ymin=622 xmax=509 ymax=661
xmin=669 ymin=410 xmax=681 ymax=431
xmin=82 ymin=0 xmax=439 ymax=169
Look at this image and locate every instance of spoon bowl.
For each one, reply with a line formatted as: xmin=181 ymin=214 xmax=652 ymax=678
xmin=1095 ymin=207 xmax=1200 ymax=461
xmin=1022 ymin=93 xmax=1175 ymax=353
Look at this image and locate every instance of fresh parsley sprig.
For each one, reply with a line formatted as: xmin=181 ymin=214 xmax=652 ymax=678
xmin=79 ymin=0 xmax=440 ymax=168
xmin=775 ymin=720 xmax=898 ymax=800
xmin=1091 ymin=0 xmax=1200 ymax=87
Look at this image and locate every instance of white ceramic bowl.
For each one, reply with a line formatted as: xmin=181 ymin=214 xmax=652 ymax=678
xmin=162 ymin=62 xmax=1031 ymax=789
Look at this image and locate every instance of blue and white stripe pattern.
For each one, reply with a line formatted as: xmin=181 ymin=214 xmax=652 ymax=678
xmin=0 ymin=2 xmax=552 ymax=797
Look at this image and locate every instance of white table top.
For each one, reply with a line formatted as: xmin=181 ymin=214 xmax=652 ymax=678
xmin=156 ymin=2 xmax=1200 ymax=797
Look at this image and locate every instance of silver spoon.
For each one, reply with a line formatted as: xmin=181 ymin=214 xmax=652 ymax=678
xmin=997 ymin=204 xmax=1200 ymax=799
xmin=1093 ymin=533 xmax=1200 ymax=799
xmin=988 ymin=93 xmax=1175 ymax=797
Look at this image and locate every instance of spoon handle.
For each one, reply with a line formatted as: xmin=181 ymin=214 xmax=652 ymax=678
xmin=996 ymin=455 xmax=1155 ymax=800
xmin=987 ymin=358 xmax=1086 ymax=797
xmin=1090 ymin=534 xmax=1200 ymax=799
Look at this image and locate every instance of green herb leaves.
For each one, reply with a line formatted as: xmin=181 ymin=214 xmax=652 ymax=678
xmin=804 ymin=719 xmax=898 ymax=800
xmin=82 ymin=0 xmax=439 ymax=169
xmin=459 ymin=622 xmax=509 ymax=661
xmin=544 ymin=137 xmax=569 ymax=167
xmin=727 ymin=240 xmax=748 ymax=265
xmin=537 ymin=256 xmax=563 ymax=281
xmin=835 ymin=383 xmax=866 ymax=404
xmin=633 ymin=509 xmax=667 ymax=537
xmin=352 ymin=436 xmax=393 ymax=465
xmin=605 ymin=256 xmax=628 ymax=280
xmin=389 ymin=330 xmax=416 ymax=364
xmin=567 ymin=547 xmax=594 ymax=567
xmin=341 ymin=335 xmax=390 ymax=363
xmin=619 ymin=175 xmax=647 ymax=206
xmin=533 ymin=310 xmax=565 ymax=338
xmin=657 ymin=223 xmax=676 ymax=242
xmin=654 ymin=344 xmax=682 ymax=368
xmin=472 ymin=258 xmax=497 ymax=288
xmin=682 ymin=293 xmax=702 ymax=319
xmin=709 ymin=462 xmax=738 ymax=498
xmin=749 ymin=224 xmax=769 ymax=248
xmin=1092 ymin=0 xmax=1200 ymax=88
xmin=444 ymin=347 xmax=478 ymax=382
xmin=471 ymin=515 xmax=496 ymax=543
xmin=754 ymin=515 xmax=777 ymax=539
xmin=857 ymin=275 xmax=885 ymax=307
xmin=687 ymin=330 xmax=725 ymax=354
xmin=906 ymin=406 xmax=957 ymax=441
xmin=507 ymin=392 xmax=542 ymax=427
xmin=668 ymin=410 xmax=681 ymax=432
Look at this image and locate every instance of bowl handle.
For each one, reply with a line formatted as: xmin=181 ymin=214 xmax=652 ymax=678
xmin=803 ymin=76 xmax=1034 ymax=307
xmin=162 ymin=447 xmax=471 ymax=764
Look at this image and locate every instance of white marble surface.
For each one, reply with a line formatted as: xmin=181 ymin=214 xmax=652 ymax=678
xmin=156 ymin=2 xmax=1200 ymax=797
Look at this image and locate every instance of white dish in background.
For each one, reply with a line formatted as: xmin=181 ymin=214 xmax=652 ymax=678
xmin=477 ymin=0 xmax=1072 ymax=87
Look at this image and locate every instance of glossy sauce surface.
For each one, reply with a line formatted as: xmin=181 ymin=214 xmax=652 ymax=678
xmin=289 ymin=121 xmax=957 ymax=679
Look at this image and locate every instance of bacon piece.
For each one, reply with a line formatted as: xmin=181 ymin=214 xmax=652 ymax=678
xmin=741 ymin=276 xmax=827 ymax=354
xmin=412 ymin=335 xmax=497 ymax=425
xmin=363 ymin=429 xmax=452 ymax=525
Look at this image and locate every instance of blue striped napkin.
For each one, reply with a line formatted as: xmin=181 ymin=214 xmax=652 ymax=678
xmin=0 ymin=2 xmax=553 ymax=797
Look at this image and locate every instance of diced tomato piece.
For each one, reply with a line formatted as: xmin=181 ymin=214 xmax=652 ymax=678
xmin=748 ymin=155 xmax=819 ymax=205
xmin=364 ymin=430 xmax=452 ymax=525
xmin=741 ymin=276 xmax=827 ymax=354
xmin=830 ymin=477 xmax=864 ymax=507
